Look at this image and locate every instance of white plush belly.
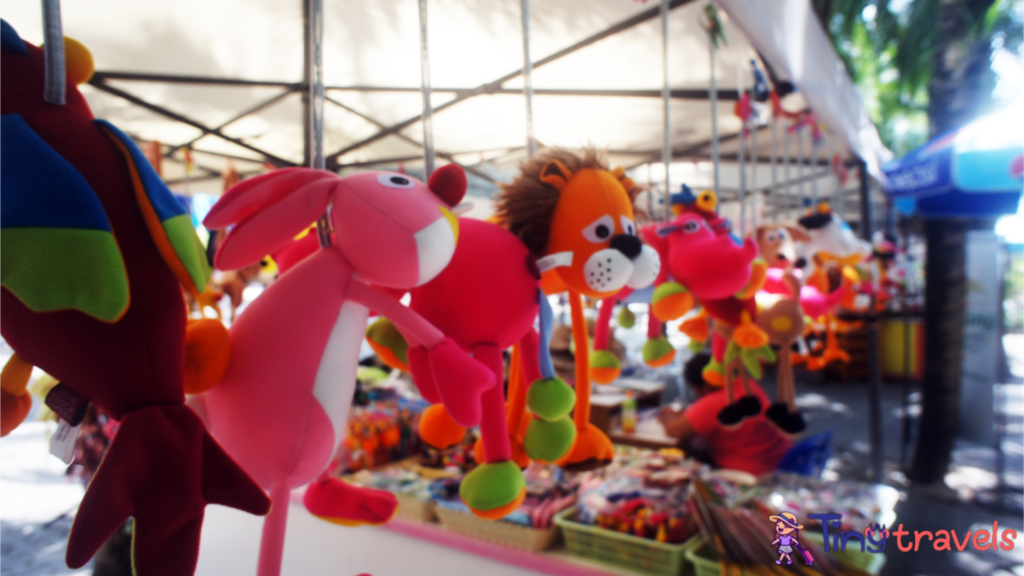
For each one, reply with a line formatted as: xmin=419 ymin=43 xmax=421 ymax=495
xmin=312 ymin=300 xmax=370 ymax=448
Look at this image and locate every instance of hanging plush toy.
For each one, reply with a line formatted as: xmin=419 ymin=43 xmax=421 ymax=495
xmin=496 ymin=148 xmax=660 ymax=471
xmin=755 ymin=275 xmax=808 ymax=435
xmin=387 ymin=218 xmax=576 ymax=519
xmin=641 ymin=211 xmax=773 ymax=428
xmin=196 ymin=164 xmax=493 ymax=576
xmin=0 ymin=21 xmax=270 ymax=575
xmin=794 ymin=202 xmax=869 ymax=369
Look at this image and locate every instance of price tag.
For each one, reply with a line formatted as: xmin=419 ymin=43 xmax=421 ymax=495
xmin=49 ymin=419 xmax=82 ymax=464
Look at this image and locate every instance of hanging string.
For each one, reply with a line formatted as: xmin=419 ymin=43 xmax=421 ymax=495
xmin=42 ymin=0 xmax=65 ymax=105
xmin=537 ymin=289 xmax=556 ymax=381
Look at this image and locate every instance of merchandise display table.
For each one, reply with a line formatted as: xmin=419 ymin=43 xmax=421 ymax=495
xmin=194 ymin=494 xmax=644 ymax=576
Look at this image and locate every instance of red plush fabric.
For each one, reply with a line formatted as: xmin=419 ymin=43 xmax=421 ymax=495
xmin=409 ymin=219 xmax=538 ymax=348
xmin=1 ymin=38 xmax=269 ymax=574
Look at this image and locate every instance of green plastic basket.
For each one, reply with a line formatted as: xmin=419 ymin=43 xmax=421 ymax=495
xmin=685 ymin=534 xmax=887 ymax=576
xmin=554 ymin=507 xmax=701 ymax=576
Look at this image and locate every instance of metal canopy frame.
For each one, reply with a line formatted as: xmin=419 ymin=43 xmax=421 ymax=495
xmin=84 ymin=0 xmax=706 ymax=180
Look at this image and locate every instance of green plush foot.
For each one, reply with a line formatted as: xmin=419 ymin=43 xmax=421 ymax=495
xmin=526 ymin=377 xmax=575 ymax=421
xmin=643 ymin=336 xmax=676 ymax=367
xmin=460 ymin=461 xmax=527 ymax=519
xmin=590 ymin=350 xmax=621 ymax=384
xmin=652 ymin=282 xmax=693 ymax=321
xmin=703 ymin=358 xmax=725 ymax=386
xmin=618 ymin=306 xmax=636 ymax=328
xmin=523 ymin=416 xmax=577 ymax=462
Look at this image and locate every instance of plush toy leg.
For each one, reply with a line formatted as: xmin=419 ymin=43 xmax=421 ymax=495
xmin=460 ymin=344 xmax=526 ymax=520
xmin=257 ymin=479 xmax=291 ymax=576
xmin=406 ymin=345 xmax=441 ymax=404
xmin=500 ymin=343 xmax=531 ymax=468
xmin=642 ymin=307 xmax=676 ymax=368
xmin=703 ymin=332 xmax=728 ymax=386
xmin=1 ymin=353 xmax=34 ymax=437
xmin=303 ymin=472 xmax=398 ymax=527
xmin=766 ymin=347 xmax=806 ymax=436
xmin=66 ymin=404 xmax=270 ymax=575
xmin=520 ymin=331 xmax=577 ymax=464
xmin=561 ymin=292 xmax=614 ymax=472
xmin=590 ymin=297 xmax=621 ymax=384
xmin=425 ymin=339 xmax=497 ymax=427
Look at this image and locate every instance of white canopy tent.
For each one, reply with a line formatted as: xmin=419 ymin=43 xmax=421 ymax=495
xmin=2 ymin=0 xmax=890 ymax=226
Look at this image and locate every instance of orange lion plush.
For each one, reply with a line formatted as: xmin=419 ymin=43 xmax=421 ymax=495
xmin=496 ymin=148 xmax=660 ymax=471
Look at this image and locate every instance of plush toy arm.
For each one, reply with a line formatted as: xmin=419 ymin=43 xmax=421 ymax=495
xmin=346 ymin=281 xmax=442 ymax=348
xmin=346 ymin=280 xmax=495 ymax=426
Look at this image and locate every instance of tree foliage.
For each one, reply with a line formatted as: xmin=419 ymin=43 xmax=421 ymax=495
xmin=812 ymin=0 xmax=1022 ymax=154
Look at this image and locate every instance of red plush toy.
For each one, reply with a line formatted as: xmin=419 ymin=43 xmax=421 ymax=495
xmin=641 ymin=212 xmax=773 ymax=428
xmin=0 ymin=21 xmax=269 ymax=576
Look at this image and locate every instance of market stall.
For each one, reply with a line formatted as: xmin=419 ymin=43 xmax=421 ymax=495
xmin=0 ymin=1 xmax=920 ymax=575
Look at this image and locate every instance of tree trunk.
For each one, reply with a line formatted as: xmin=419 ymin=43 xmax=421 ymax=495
xmin=910 ymin=219 xmax=968 ymax=483
xmin=908 ymin=0 xmax=996 ymax=484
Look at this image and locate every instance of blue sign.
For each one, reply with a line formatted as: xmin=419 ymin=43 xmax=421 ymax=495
xmin=883 ymin=103 xmax=1023 ymax=218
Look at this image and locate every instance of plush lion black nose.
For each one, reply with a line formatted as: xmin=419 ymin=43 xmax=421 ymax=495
xmin=610 ymin=234 xmax=642 ymax=259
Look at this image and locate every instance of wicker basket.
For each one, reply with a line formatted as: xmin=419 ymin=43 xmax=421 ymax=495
xmin=394 ymin=493 xmax=437 ymax=523
xmin=434 ymin=505 xmax=562 ymax=552
xmin=554 ymin=507 xmax=700 ymax=576
xmin=685 ymin=535 xmax=886 ymax=576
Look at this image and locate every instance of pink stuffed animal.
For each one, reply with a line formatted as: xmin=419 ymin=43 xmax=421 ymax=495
xmin=196 ymin=165 xmax=493 ymax=576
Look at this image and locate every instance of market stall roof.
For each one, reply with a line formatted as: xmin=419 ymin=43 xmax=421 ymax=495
xmin=0 ymin=0 xmax=891 ymax=197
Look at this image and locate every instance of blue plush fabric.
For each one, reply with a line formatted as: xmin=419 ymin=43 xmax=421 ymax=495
xmin=1 ymin=19 xmax=27 ymax=55
xmin=93 ymin=119 xmax=187 ymax=222
xmin=1 ymin=114 xmax=112 ymax=231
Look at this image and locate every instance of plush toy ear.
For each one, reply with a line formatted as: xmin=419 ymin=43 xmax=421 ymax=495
xmin=639 ymin=224 xmax=670 ymax=260
xmin=540 ymin=159 xmax=573 ymax=190
xmin=206 ymin=168 xmax=337 ymax=270
xmin=610 ymin=166 xmax=635 ymax=190
xmin=428 ymin=164 xmax=467 ymax=207
xmin=786 ymin=226 xmax=811 ymax=242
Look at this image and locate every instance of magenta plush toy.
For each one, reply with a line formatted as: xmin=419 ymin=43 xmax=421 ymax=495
xmin=196 ymin=165 xmax=493 ymax=576
xmin=641 ymin=213 xmax=773 ymax=427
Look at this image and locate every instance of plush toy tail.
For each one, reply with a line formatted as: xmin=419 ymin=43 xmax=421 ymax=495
xmin=66 ymin=403 xmax=270 ymax=576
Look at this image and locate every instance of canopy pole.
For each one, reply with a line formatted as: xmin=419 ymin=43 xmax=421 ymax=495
xmin=811 ymin=131 xmax=819 ymax=204
xmin=783 ymin=125 xmax=791 ymax=220
xmin=521 ymin=0 xmax=537 ymax=159
xmin=661 ymin=0 xmax=671 ymax=222
xmin=737 ymin=67 xmax=746 ymax=235
xmin=750 ymin=123 xmax=758 ymax=228
xmin=307 ymin=0 xmax=331 ymax=248
xmin=798 ymin=128 xmax=807 ymax=210
xmin=860 ymin=159 xmax=884 ymax=484
xmin=770 ymin=117 xmax=778 ymax=221
xmin=418 ymin=0 xmax=435 ymax=179
xmin=708 ymin=20 xmax=720 ymax=199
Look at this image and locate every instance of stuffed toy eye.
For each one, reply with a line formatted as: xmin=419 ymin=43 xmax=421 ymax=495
xmin=377 ymin=173 xmax=416 ymax=188
xmin=620 ymin=216 xmax=636 ymax=236
xmin=766 ymin=231 xmax=780 ymax=242
xmin=683 ymin=220 xmax=701 ymax=234
xmin=582 ymin=215 xmax=616 ymax=243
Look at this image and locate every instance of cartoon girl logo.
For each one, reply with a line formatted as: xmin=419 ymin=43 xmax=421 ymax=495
xmin=769 ymin=512 xmax=814 ymax=566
